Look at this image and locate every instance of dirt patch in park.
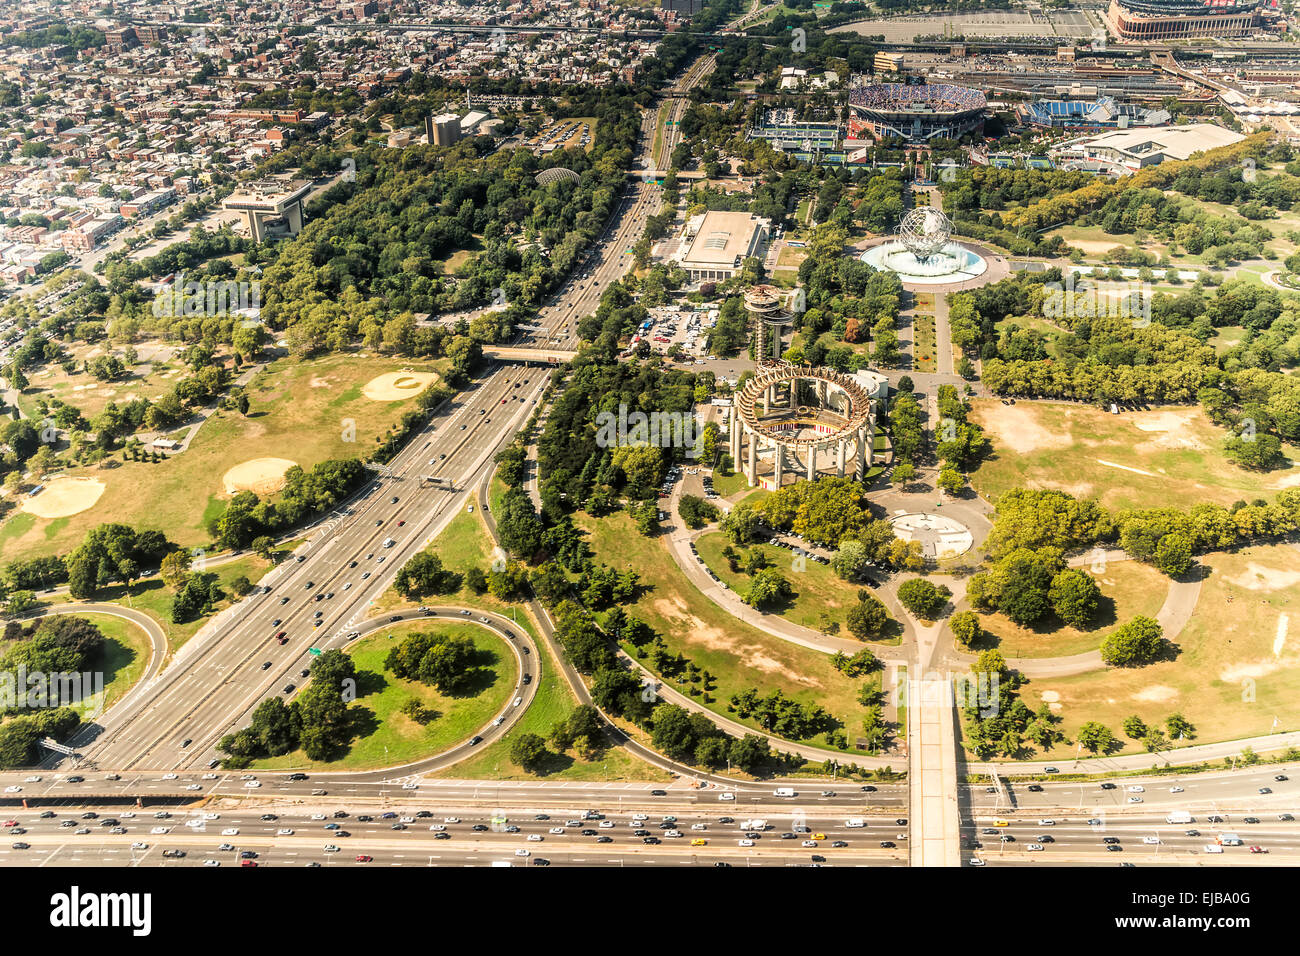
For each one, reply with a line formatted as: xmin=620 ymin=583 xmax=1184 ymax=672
xmin=1269 ymin=470 xmax=1300 ymax=489
xmin=1131 ymin=409 xmax=1206 ymax=452
xmin=1225 ymin=562 xmax=1300 ymax=591
xmin=308 ymin=376 xmax=332 ymax=389
xmin=19 ymin=477 xmax=106 ymax=518
xmin=1066 ymin=239 xmax=1130 ymax=255
xmin=1132 ymin=685 xmax=1179 ymax=704
xmin=650 ymin=596 xmax=820 ymax=687
xmin=361 ymin=370 xmax=439 ymax=402
xmin=222 ymin=457 xmax=298 ymax=495
xmin=970 ymin=403 xmax=1073 ymax=456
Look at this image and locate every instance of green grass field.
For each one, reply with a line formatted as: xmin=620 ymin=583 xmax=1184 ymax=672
xmin=431 ymin=612 xmax=671 ymax=781
xmin=1 ymin=353 xmax=443 ymax=565
xmin=252 ymin=621 xmax=516 ymax=771
xmin=1012 ymin=543 xmax=1300 ymax=760
xmin=968 ymin=399 xmax=1300 ymax=511
xmin=961 ymin=561 xmax=1170 ymax=658
xmin=577 ymin=511 xmax=881 ymax=752
xmin=695 ymin=531 xmax=901 ymax=643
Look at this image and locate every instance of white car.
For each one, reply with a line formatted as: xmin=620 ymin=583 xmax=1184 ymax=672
xmin=203 ymin=813 xmax=219 ymax=820
xmin=202 ymin=774 xmax=218 ymax=780
xmin=428 ymin=824 xmax=446 ymax=832
xmin=718 ymin=792 xmax=735 ymax=801
xmin=527 ymin=834 xmax=543 ymax=842
xmin=1128 ymin=796 xmax=1144 ymax=804
xmin=1142 ymin=836 xmax=1161 ymax=845
xmin=185 ymin=784 xmax=202 ymax=791
xmin=324 ymin=845 xmax=340 ymax=852
xmin=121 ymin=813 xmax=135 ymax=819
xmin=203 ymin=859 xmax=220 ymax=867
xmin=221 ymin=828 xmax=239 ymax=835
xmin=512 ymin=697 xmax=522 ymax=707
xmin=1204 ymin=844 xmax=1224 ymax=854
xmin=598 ymin=821 xmax=614 ymax=829
xmin=150 ymin=827 xmax=169 ymax=834
xmin=1027 ymin=843 xmax=1044 ymax=851
xmin=444 ymin=817 xmax=460 ymax=824
xmin=802 ymin=840 xmax=817 ymax=848
xmin=277 ymin=829 xmax=295 ymax=836
xmin=131 ymin=842 xmax=148 ymax=849
xmin=161 ymin=773 xmax=178 ymax=780
xmin=738 ymin=839 xmax=754 ymax=847
xmin=311 ymin=813 xmax=327 ymax=821
xmin=402 ymin=782 xmax=419 ymax=790
xmin=399 ymin=816 xmax=415 ymax=824
xmin=23 ymin=775 xmax=41 ymax=783
xmin=969 ymin=858 xmax=986 ymax=866
xmin=690 ymin=823 xmax=707 ymax=831
xmin=3 ymin=786 xmax=20 ymax=793
xmin=1037 ymin=819 xmax=1055 ymax=826
xmin=1127 ymin=785 xmax=1145 ymax=793
xmin=514 ymin=848 xmax=529 ymax=857
xmin=244 ymin=780 xmax=261 ymax=789
xmin=632 ymin=814 xmax=648 ymax=822
xmin=549 ymin=827 xmax=565 ymax=834
xmin=1169 ymin=786 xmax=1184 ymax=793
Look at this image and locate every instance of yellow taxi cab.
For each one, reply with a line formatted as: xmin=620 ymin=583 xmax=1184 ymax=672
xmin=690 ymin=838 xmax=707 ymax=846
xmin=812 ymin=833 xmax=826 ymax=841
xmin=992 ymin=820 xmax=1010 ymax=827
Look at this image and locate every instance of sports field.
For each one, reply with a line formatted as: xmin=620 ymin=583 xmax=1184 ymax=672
xmin=0 ymin=353 xmax=444 ymax=564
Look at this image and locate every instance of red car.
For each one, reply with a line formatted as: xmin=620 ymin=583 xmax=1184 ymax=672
xmin=275 ymin=631 xmax=286 ymax=640
xmin=1249 ymin=846 xmax=1268 ymax=853
xmin=2 ymin=821 xmax=17 ymax=828
xmin=277 ymin=636 xmax=289 ymax=645
xmin=397 ymin=520 xmax=405 ymax=527
xmin=241 ymin=860 xmax=258 ymax=867
xmin=355 ymin=854 xmax=373 ymax=863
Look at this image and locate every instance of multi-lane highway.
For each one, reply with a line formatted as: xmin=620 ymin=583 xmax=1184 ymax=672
xmin=69 ymin=366 xmax=539 ymax=771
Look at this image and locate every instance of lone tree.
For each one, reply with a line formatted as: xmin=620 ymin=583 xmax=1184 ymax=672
xmin=1100 ymin=616 xmax=1164 ymax=667
xmin=896 ymin=578 xmax=951 ymax=619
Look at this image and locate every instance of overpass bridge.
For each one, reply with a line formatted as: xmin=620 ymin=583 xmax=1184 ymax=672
xmin=482 ymin=346 xmax=577 ymax=364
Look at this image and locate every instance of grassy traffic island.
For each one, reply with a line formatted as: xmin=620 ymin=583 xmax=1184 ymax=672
xmin=0 ymin=612 xmax=152 ymax=768
xmin=247 ymin=621 xmax=516 ymax=772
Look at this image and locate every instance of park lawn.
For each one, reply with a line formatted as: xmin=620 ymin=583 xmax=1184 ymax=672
xmin=0 ymin=352 xmax=441 ymax=565
xmin=19 ymin=348 xmax=187 ymax=422
xmin=252 ymin=622 xmax=516 ymax=772
xmin=1209 ymin=325 xmax=1249 ymax=356
xmin=962 ymin=561 xmax=1170 ymax=658
xmin=710 ymin=468 xmax=749 ymax=499
xmin=431 ymin=612 xmax=672 ymax=781
xmin=912 ymin=312 xmax=936 ymax=373
xmin=694 ymin=530 xmax=901 ymax=644
xmin=576 ymin=511 xmax=880 ymax=752
xmin=967 ymin=399 xmax=1300 ymax=511
xmin=1012 ymin=543 xmax=1300 ymax=761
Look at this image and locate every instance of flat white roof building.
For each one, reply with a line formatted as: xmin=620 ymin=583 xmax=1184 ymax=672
xmin=1063 ymin=123 xmax=1246 ymax=171
xmin=675 ymin=210 xmax=770 ymax=282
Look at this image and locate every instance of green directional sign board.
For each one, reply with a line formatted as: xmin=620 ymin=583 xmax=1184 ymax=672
xmin=308 ymin=648 xmax=322 ymax=656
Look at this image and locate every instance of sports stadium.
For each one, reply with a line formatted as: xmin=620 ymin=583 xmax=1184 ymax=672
xmin=1018 ymin=96 xmax=1171 ymax=132
xmin=848 ymin=83 xmax=986 ymax=144
xmin=1105 ymin=0 xmax=1265 ymax=39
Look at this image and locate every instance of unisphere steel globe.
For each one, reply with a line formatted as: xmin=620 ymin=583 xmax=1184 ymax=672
xmin=897 ymin=207 xmax=953 ymax=258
